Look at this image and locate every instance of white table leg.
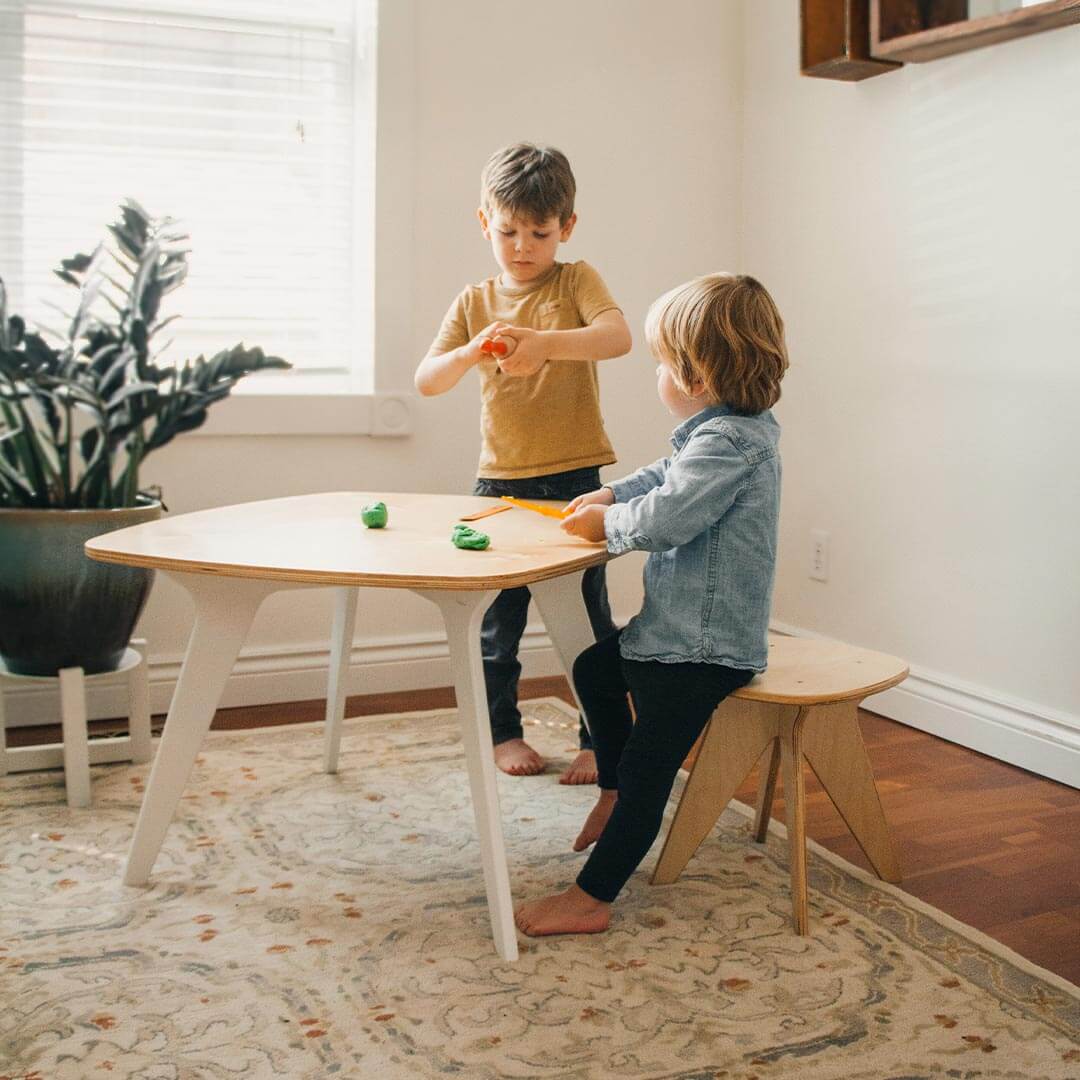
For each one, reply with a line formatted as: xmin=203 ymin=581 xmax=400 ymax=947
xmin=128 ymin=638 xmax=153 ymax=765
xmin=123 ymin=574 xmax=276 ymax=886
xmin=323 ymin=586 xmax=359 ymax=774
xmin=413 ymin=587 xmax=518 ymax=962
xmin=529 ymin=571 xmax=597 ymax=722
xmin=59 ymin=666 xmax=91 ymax=809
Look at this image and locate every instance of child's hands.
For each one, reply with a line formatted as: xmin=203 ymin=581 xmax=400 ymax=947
xmin=496 ymin=327 xmax=548 ymax=377
xmin=561 ymin=504 xmax=608 ymax=543
xmin=480 ymin=333 xmax=516 ymax=359
xmin=561 ymin=488 xmax=614 ymax=542
xmin=564 ymin=487 xmax=615 ymax=515
xmin=470 ymin=322 xmax=512 ymax=363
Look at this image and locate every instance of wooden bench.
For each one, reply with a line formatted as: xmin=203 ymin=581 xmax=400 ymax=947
xmin=652 ymin=635 xmax=909 ymax=933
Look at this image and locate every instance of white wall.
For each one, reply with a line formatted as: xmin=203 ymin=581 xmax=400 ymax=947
xmin=741 ymin=5 xmax=1080 ymax=783
xmin=16 ymin=2 xmax=1076 ymax=787
xmin=9 ymin=0 xmax=745 ymax=721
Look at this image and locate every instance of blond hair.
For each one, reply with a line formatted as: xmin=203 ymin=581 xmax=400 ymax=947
xmin=644 ymin=273 xmax=788 ymax=415
xmin=480 ymin=143 xmax=576 ymax=225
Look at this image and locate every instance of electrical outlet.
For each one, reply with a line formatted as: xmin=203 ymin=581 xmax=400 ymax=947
xmin=371 ymin=393 xmax=412 ymax=436
xmin=809 ymin=530 xmax=829 ymax=582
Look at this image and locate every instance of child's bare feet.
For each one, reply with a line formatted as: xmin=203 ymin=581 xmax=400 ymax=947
xmin=515 ymin=884 xmax=611 ymax=937
xmin=573 ymin=790 xmax=617 ymax=851
xmin=558 ymin=748 xmax=598 ymax=785
xmin=493 ymin=738 xmax=545 ymax=776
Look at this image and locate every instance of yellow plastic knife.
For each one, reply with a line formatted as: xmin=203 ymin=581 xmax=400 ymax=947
xmin=499 ymin=495 xmax=571 ymax=520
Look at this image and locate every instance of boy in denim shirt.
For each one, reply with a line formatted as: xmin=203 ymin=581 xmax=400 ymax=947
xmin=415 ymin=143 xmax=632 ymax=781
xmin=514 ymin=273 xmax=788 ymax=936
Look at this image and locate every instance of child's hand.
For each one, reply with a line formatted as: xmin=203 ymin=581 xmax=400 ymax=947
xmin=561 ymin=504 xmax=608 ymax=543
xmin=471 ymin=322 xmax=512 ymax=363
xmin=480 ymin=333 xmax=516 ymax=360
xmin=496 ymin=327 xmax=548 ymax=377
xmin=564 ymin=487 xmax=615 ymax=515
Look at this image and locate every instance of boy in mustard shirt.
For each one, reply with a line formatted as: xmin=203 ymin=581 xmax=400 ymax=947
xmin=415 ymin=142 xmax=632 ymax=782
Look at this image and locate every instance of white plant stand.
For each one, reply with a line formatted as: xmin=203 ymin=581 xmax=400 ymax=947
xmin=0 ymin=639 xmax=152 ymax=808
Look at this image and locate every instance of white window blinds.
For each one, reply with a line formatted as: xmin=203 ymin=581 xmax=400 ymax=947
xmin=0 ymin=0 xmax=374 ymax=376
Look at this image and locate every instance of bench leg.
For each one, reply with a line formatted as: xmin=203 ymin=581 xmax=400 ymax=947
xmin=652 ymin=698 xmax=776 ymax=885
xmin=801 ymin=701 xmax=901 ymax=883
xmin=753 ymin=738 xmax=782 ymax=842
xmin=780 ymin=708 xmax=809 ymax=934
xmin=654 ymin=696 xmax=899 ymax=937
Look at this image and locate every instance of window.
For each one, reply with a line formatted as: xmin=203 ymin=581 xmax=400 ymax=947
xmin=0 ymin=0 xmax=376 ymax=394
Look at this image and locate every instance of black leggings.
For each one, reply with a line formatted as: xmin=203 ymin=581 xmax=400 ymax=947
xmin=573 ymin=630 xmax=754 ymax=903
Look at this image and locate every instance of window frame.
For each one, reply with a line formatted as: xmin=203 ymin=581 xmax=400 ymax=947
xmin=3 ymin=0 xmax=412 ymax=438
xmin=200 ymin=0 xmax=414 ymax=438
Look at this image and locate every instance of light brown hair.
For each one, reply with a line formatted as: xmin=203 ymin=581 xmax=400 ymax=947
xmin=480 ymin=143 xmax=576 ymax=225
xmin=644 ymin=273 xmax=789 ymax=415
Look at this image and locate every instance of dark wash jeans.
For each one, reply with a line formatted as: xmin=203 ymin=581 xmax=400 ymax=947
xmin=572 ymin=630 xmax=754 ymax=902
xmin=472 ymin=465 xmax=615 ymax=749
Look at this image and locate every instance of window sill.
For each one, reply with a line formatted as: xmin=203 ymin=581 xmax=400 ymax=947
xmin=192 ymin=379 xmax=413 ymax=438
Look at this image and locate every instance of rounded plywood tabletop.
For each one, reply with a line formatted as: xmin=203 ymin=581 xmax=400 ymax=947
xmin=735 ymin=636 xmax=908 ymax=704
xmin=84 ymin=492 xmax=608 ymax=591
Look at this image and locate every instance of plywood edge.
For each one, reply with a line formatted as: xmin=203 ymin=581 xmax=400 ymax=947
xmin=735 ymin=667 xmax=910 ymax=705
xmin=82 ymin=547 xmax=610 ymax=592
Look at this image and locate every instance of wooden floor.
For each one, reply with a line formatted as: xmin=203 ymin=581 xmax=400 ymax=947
xmin=10 ymin=675 xmax=1079 ymax=986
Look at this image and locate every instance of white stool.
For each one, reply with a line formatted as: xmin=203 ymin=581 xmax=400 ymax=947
xmin=0 ymin=639 xmax=152 ymax=808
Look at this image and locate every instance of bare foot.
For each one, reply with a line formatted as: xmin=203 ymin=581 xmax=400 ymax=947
xmin=493 ymin=738 xmax=546 ymax=776
xmin=573 ymin=790 xmax=617 ymax=852
xmin=559 ymin=748 xmax=598 ymax=785
xmin=515 ymin=884 xmax=611 ymax=937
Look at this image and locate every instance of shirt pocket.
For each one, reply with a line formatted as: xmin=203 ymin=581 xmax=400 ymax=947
xmin=536 ymin=298 xmax=578 ymax=330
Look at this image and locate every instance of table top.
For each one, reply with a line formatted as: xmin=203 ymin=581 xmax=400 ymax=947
xmin=84 ymin=492 xmax=609 ymax=591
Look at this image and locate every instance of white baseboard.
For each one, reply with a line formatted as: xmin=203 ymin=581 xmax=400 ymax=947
xmin=1 ymin=622 xmax=566 ymax=729
xmin=9 ymin=616 xmax=1076 ymax=791
xmin=770 ymin=620 xmax=1080 ymax=790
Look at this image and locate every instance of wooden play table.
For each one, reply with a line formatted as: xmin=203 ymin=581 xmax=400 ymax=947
xmin=86 ymin=491 xmax=609 ymax=962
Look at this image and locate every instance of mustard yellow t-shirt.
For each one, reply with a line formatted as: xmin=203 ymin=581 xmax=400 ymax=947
xmin=429 ymin=260 xmax=620 ymax=480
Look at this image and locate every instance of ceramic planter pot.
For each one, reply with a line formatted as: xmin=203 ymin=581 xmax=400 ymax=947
xmin=0 ymin=499 xmax=161 ymax=676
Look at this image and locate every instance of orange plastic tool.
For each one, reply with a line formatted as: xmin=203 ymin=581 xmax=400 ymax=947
xmin=480 ymin=338 xmax=509 ymax=356
xmin=499 ymin=495 xmax=571 ymax=519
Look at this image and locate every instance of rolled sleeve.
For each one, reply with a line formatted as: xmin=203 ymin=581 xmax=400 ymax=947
xmin=605 ymin=431 xmax=750 ymax=553
xmin=607 ymin=457 xmax=670 ymax=503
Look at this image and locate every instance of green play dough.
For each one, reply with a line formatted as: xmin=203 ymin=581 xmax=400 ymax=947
xmin=452 ymin=524 xmax=490 ymax=550
xmin=361 ymin=501 xmax=388 ymax=528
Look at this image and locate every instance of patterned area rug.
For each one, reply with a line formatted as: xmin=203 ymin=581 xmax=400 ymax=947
xmin=1 ymin=698 xmax=1077 ymax=1080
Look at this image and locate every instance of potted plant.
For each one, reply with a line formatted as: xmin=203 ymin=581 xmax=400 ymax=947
xmin=0 ymin=199 xmax=289 ymax=676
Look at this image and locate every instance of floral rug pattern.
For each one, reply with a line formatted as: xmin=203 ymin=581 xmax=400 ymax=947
xmin=1 ymin=699 xmax=1077 ymax=1079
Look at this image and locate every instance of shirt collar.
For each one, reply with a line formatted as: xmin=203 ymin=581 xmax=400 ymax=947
xmin=670 ymin=404 xmax=733 ymax=451
xmin=495 ymin=262 xmax=561 ymax=297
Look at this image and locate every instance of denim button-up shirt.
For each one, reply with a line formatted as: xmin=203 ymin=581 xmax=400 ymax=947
xmin=605 ymin=405 xmax=781 ymax=671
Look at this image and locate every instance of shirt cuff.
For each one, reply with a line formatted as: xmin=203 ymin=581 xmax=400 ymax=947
xmin=605 ymin=502 xmax=643 ymax=555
